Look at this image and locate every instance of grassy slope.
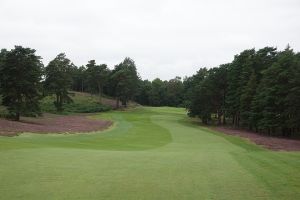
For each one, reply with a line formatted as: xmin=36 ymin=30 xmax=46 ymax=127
xmin=1 ymin=92 xmax=138 ymax=116
xmin=0 ymin=107 xmax=299 ymax=200
xmin=41 ymin=92 xmax=112 ymax=114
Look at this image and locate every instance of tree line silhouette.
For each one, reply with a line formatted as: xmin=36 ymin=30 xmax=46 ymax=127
xmin=0 ymin=45 xmax=299 ymax=136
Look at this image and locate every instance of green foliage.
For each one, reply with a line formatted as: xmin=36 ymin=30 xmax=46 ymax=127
xmin=148 ymin=78 xmax=167 ymax=106
xmin=0 ymin=46 xmax=43 ymax=120
xmin=110 ymin=57 xmax=139 ymax=107
xmin=44 ymin=53 xmax=73 ymax=112
xmin=85 ymin=60 xmax=110 ymax=99
xmin=135 ymin=80 xmax=152 ymax=105
xmin=0 ymin=44 xmax=299 ymax=137
xmin=0 ymin=96 xmax=9 ymax=118
xmin=187 ymin=46 xmax=300 ymax=136
xmin=252 ymin=47 xmax=300 ymax=135
xmin=187 ymin=67 xmax=227 ymax=124
xmin=69 ymin=65 xmax=87 ymax=92
xmin=135 ymin=77 xmax=184 ymax=107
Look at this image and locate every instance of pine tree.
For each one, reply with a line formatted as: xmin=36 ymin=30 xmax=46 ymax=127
xmin=44 ymin=53 xmax=73 ymax=112
xmin=0 ymin=46 xmax=43 ymax=120
xmin=86 ymin=60 xmax=110 ymax=102
xmin=110 ymin=57 xmax=139 ymax=107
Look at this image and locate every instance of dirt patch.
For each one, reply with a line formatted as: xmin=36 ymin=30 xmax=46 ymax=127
xmin=0 ymin=114 xmax=112 ymax=136
xmin=213 ymin=127 xmax=300 ymax=151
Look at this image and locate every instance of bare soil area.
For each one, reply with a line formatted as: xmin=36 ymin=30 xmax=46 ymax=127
xmin=0 ymin=114 xmax=112 ymax=136
xmin=214 ymin=127 xmax=300 ymax=151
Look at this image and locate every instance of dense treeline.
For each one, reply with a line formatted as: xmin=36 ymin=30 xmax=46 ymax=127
xmin=186 ymin=46 xmax=300 ymax=137
xmin=135 ymin=77 xmax=184 ymax=107
xmin=0 ymin=46 xmax=139 ymax=120
xmin=0 ymin=45 xmax=299 ymax=137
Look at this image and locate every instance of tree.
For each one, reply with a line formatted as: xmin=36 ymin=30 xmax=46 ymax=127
xmin=86 ymin=60 xmax=110 ymax=101
xmin=186 ymin=68 xmax=212 ymax=124
xmin=110 ymin=57 xmax=139 ymax=107
xmin=226 ymin=49 xmax=255 ymax=127
xmin=44 ymin=53 xmax=73 ymax=111
xmin=286 ymin=52 xmax=300 ymax=134
xmin=206 ymin=65 xmax=228 ymax=125
xmin=0 ymin=46 xmax=43 ymax=120
xmin=252 ymin=47 xmax=299 ymax=136
xmin=147 ymin=78 xmax=166 ymax=106
xmin=0 ymin=49 xmax=8 ymax=91
xmin=70 ymin=65 xmax=87 ymax=92
xmin=135 ymin=79 xmax=152 ymax=105
xmin=136 ymin=77 xmax=185 ymax=107
xmin=165 ymin=77 xmax=184 ymax=107
xmin=240 ymin=71 xmax=257 ymax=128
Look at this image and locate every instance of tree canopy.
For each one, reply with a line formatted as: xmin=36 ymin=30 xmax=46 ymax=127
xmin=44 ymin=53 xmax=73 ymax=111
xmin=0 ymin=46 xmax=43 ymax=120
xmin=186 ymin=46 xmax=300 ymax=136
xmin=0 ymin=45 xmax=299 ymax=137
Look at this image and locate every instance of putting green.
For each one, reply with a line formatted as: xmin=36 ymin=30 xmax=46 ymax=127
xmin=0 ymin=107 xmax=299 ymax=199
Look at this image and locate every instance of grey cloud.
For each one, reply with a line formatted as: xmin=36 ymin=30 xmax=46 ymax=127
xmin=1 ymin=0 xmax=300 ymax=80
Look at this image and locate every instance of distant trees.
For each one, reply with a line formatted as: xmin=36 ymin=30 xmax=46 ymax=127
xmin=44 ymin=53 xmax=73 ymax=111
xmin=135 ymin=77 xmax=184 ymax=107
xmin=165 ymin=77 xmax=184 ymax=106
xmin=0 ymin=44 xmax=299 ymax=137
xmin=148 ymin=78 xmax=166 ymax=106
xmin=135 ymin=80 xmax=152 ymax=105
xmin=0 ymin=46 xmax=43 ymax=120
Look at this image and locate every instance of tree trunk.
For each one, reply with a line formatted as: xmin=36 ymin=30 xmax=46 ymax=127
xmin=56 ymin=94 xmax=59 ymax=106
xmin=116 ymin=97 xmax=120 ymax=109
xmin=98 ymin=83 xmax=102 ymax=103
xmin=81 ymin=80 xmax=84 ymax=92
xmin=56 ymin=93 xmax=62 ymax=112
xmin=218 ymin=113 xmax=221 ymax=125
xmin=15 ymin=112 xmax=20 ymax=121
xmin=223 ymin=112 xmax=226 ymax=125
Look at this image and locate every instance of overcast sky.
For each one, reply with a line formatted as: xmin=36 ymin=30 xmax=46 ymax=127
xmin=0 ymin=0 xmax=300 ymax=80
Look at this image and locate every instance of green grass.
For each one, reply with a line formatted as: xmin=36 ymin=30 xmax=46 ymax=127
xmin=0 ymin=107 xmax=299 ymax=199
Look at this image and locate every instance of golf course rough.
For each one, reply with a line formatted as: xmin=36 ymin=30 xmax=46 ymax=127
xmin=0 ymin=107 xmax=299 ymax=200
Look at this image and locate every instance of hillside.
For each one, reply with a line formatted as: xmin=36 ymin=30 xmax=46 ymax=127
xmin=0 ymin=92 xmax=139 ymax=117
xmin=41 ymin=92 xmax=112 ymax=114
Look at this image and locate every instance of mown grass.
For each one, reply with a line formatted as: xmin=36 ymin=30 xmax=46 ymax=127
xmin=0 ymin=107 xmax=299 ymax=200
